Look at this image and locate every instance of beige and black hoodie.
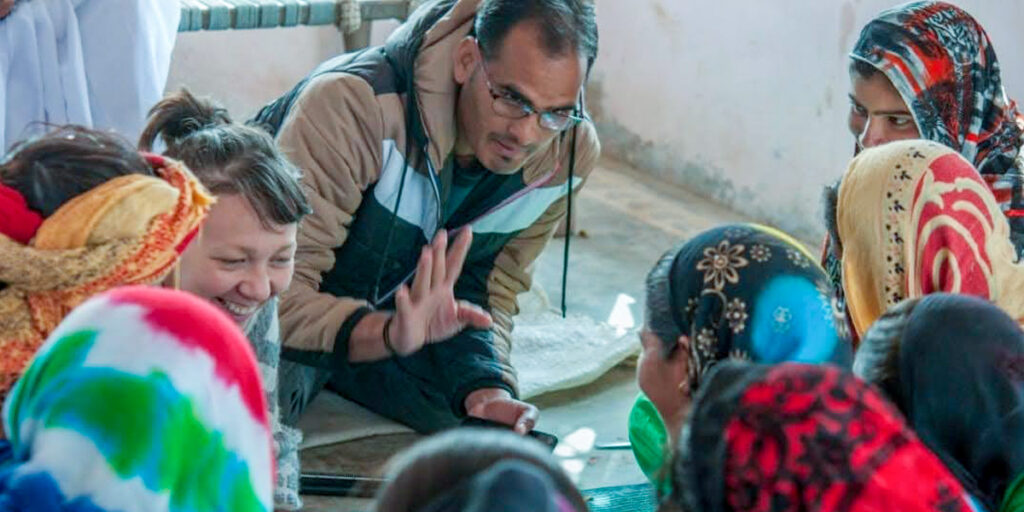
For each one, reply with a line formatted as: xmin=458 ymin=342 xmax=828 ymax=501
xmin=253 ymin=0 xmax=600 ymax=414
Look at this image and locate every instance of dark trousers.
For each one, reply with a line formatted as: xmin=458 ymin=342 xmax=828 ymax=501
xmin=278 ymin=344 xmax=464 ymax=434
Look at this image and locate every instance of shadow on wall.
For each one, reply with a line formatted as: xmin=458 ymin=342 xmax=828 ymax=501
xmin=585 ymin=78 xmax=825 ymax=243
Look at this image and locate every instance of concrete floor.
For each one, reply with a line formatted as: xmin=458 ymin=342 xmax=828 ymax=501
xmin=298 ymin=157 xmax=751 ymax=511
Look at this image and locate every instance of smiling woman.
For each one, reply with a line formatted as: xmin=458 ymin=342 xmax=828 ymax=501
xmin=139 ymin=88 xmax=312 ymax=510
xmin=139 ymin=89 xmax=311 ymax=328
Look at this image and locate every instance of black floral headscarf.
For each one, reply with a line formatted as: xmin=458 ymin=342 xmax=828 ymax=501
xmin=647 ymin=224 xmax=851 ymax=392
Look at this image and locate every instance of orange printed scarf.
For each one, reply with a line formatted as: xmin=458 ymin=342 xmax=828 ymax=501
xmin=0 ymin=155 xmax=211 ymax=400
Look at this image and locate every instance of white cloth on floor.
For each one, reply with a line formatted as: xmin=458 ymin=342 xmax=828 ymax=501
xmin=297 ymin=287 xmax=639 ymax=450
xmin=512 ymin=311 xmax=637 ymax=399
xmin=0 ymin=0 xmax=179 ymax=151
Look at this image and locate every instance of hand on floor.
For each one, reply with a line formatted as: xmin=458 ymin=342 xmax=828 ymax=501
xmin=465 ymin=388 xmax=540 ymax=434
xmin=388 ymin=228 xmax=493 ymax=355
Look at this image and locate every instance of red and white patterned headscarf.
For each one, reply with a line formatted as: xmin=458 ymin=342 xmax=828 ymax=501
xmin=852 ymin=1 xmax=1024 ymax=213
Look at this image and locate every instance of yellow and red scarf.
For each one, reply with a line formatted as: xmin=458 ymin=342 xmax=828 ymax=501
xmin=838 ymin=140 xmax=1024 ymax=336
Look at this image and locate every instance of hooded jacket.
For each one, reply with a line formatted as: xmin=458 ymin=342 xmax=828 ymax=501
xmin=252 ymin=0 xmax=600 ymax=411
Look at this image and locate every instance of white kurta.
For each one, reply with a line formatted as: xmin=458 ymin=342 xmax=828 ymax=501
xmin=0 ymin=0 xmax=179 ymax=151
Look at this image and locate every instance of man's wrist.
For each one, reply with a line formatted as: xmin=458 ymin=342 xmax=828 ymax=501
xmin=348 ymin=311 xmax=394 ymax=362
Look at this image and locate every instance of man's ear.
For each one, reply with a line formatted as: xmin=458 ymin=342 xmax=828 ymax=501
xmin=453 ymin=36 xmax=478 ymax=85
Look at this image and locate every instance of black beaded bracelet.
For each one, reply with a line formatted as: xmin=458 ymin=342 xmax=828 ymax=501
xmin=382 ymin=315 xmax=399 ymax=356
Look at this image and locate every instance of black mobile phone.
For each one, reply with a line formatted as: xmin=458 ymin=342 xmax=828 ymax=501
xmin=298 ymin=473 xmax=386 ymax=497
xmin=460 ymin=416 xmax=559 ymax=451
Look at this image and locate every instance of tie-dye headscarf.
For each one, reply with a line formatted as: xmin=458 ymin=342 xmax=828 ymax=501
xmin=674 ymin=361 xmax=980 ymax=512
xmin=0 ymin=286 xmax=274 ymax=511
xmin=852 ymin=1 xmax=1023 ymax=183
xmin=837 ymin=140 xmax=1024 ymax=337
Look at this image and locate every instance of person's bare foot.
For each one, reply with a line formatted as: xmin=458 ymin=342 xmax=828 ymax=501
xmin=0 ymin=0 xmax=15 ymax=20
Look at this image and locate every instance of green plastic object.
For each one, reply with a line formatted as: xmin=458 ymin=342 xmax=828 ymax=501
xmin=1001 ymin=472 xmax=1024 ymax=512
xmin=628 ymin=392 xmax=671 ymax=496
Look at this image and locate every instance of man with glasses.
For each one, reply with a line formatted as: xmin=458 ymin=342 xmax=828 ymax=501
xmin=255 ymin=0 xmax=600 ymax=434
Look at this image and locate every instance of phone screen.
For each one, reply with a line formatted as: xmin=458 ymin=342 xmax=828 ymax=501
xmin=460 ymin=417 xmax=559 ymax=451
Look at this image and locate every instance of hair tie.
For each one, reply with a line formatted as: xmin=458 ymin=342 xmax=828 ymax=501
xmin=0 ymin=182 xmax=44 ymax=244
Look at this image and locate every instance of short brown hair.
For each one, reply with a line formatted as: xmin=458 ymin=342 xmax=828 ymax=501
xmin=139 ymin=88 xmax=311 ymax=228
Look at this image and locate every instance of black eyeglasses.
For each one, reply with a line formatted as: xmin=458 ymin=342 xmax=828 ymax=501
xmin=475 ymin=43 xmax=583 ymax=132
